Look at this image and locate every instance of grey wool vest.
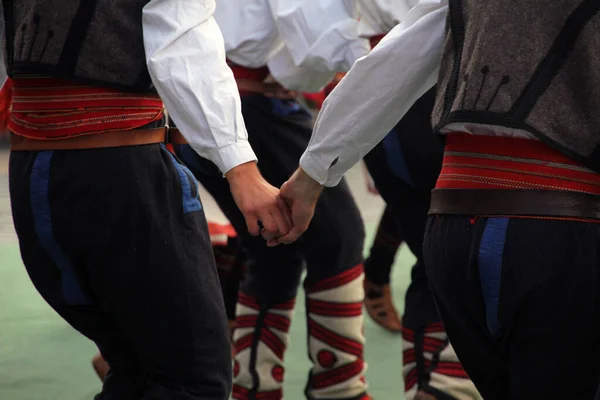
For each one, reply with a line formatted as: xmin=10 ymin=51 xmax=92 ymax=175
xmin=432 ymin=0 xmax=600 ymax=172
xmin=3 ymin=0 xmax=154 ymax=92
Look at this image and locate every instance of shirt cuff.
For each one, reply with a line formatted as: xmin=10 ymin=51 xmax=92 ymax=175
xmin=200 ymin=141 xmax=258 ymax=176
xmin=299 ymin=151 xmax=344 ymax=187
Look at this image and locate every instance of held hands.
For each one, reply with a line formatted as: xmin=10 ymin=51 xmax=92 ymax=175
xmin=226 ymin=162 xmax=292 ymax=240
xmin=227 ymin=163 xmax=323 ymax=246
xmin=266 ymin=168 xmax=323 ymax=247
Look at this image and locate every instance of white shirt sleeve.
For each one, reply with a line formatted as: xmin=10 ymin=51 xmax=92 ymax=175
xmin=267 ymin=0 xmax=370 ymax=92
xmin=299 ymin=0 xmax=448 ymax=187
xmin=142 ymin=0 xmax=257 ymax=175
xmin=214 ymin=0 xmax=280 ymax=68
xmin=356 ymin=0 xmax=416 ymax=37
xmin=267 ymin=45 xmax=337 ymax=93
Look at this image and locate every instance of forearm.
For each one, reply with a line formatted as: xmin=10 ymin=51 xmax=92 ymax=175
xmin=143 ymin=0 xmax=257 ymax=175
xmin=299 ymin=0 xmax=448 ymax=186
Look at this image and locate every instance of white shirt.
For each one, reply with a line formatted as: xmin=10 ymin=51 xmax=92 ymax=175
xmin=357 ymin=0 xmax=417 ymax=37
xmin=214 ymin=0 xmax=371 ymax=92
xmin=143 ymin=0 xmax=256 ymax=175
xmin=299 ymin=0 xmax=448 ymax=186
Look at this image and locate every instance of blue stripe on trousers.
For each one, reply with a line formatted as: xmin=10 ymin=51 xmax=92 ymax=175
xmin=30 ymin=151 xmax=92 ymax=305
xmin=162 ymin=145 xmax=202 ymax=214
xmin=382 ymin=129 xmax=413 ymax=186
xmin=477 ymin=217 xmax=509 ymax=337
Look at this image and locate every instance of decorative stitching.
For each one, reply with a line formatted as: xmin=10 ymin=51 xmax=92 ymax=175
xmin=442 ymin=162 xmax=600 ymax=187
xmin=11 ymin=112 xmax=160 ymax=129
xmin=13 ymin=94 xmax=160 ymax=101
xmin=443 ymin=151 xmax=596 ymax=173
xmin=438 ymin=173 xmax=591 ymax=193
xmin=473 ymin=66 xmax=489 ymax=109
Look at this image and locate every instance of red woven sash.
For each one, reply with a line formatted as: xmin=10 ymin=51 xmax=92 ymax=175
xmin=8 ymin=76 xmax=163 ymax=139
xmin=437 ymin=134 xmax=600 ymax=195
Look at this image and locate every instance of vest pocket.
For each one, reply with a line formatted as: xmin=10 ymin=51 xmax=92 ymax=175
xmin=161 ymin=144 xmax=202 ymax=214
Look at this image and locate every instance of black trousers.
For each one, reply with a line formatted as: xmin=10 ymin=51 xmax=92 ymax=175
xmin=176 ymin=96 xmax=367 ymax=400
xmin=362 ymin=90 xmax=484 ymax=399
xmin=175 ymin=95 xmax=365 ymax=304
xmin=363 ymin=88 xmax=442 ymax=329
xmin=425 ymin=215 xmax=600 ymax=400
xmin=364 ymin=205 xmax=403 ymax=286
xmin=10 ymin=144 xmax=232 ymax=399
xmin=213 ymin=236 xmax=247 ymax=321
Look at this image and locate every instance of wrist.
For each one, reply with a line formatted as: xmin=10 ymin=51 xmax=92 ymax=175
xmin=295 ymin=168 xmax=324 ymax=196
xmin=225 ymin=161 xmax=260 ymax=184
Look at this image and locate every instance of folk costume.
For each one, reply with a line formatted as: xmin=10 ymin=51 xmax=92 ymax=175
xmin=5 ymin=0 xmax=257 ymax=398
xmin=356 ymin=2 xmax=478 ymax=398
xmin=172 ymin=1 xmax=371 ymax=399
xmin=299 ymin=0 xmax=600 ymax=398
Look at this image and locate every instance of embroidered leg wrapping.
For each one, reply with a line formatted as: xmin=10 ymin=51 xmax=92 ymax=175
xmin=232 ymin=292 xmax=295 ymax=400
xmin=305 ymin=265 xmax=369 ymax=400
xmin=403 ymin=323 xmax=482 ymax=400
xmin=212 ymin=235 xmax=247 ymax=350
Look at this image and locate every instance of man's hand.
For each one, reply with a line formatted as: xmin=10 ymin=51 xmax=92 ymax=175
xmin=226 ymin=162 xmax=292 ymax=239
xmin=267 ymin=168 xmax=324 ymax=246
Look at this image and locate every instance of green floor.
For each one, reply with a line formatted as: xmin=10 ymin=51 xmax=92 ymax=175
xmin=0 ymin=226 xmax=414 ymax=400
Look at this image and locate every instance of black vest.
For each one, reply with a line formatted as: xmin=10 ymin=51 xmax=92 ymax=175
xmin=3 ymin=0 xmax=153 ymax=92
xmin=432 ymin=0 xmax=600 ymax=172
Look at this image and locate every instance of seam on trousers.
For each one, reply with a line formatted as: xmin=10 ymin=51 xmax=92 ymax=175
xmin=161 ymin=144 xmax=202 ymax=214
xmin=477 ymin=217 xmax=509 ymax=337
xmin=30 ymin=150 xmax=93 ymax=305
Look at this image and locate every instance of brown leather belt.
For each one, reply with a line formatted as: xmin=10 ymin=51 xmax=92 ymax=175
xmin=167 ymin=127 xmax=188 ymax=145
xmin=429 ymin=189 xmax=600 ymax=221
xmin=10 ymin=128 xmax=167 ymax=151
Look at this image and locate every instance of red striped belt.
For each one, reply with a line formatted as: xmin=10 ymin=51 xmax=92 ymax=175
xmin=436 ymin=133 xmax=600 ymax=195
xmin=227 ymin=61 xmax=270 ymax=97
xmin=430 ymin=134 xmax=600 ymax=221
xmin=9 ymin=76 xmax=163 ymax=140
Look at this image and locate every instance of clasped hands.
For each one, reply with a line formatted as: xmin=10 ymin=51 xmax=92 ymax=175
xmin=227 ymin=162 xmax=323 ymax=247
